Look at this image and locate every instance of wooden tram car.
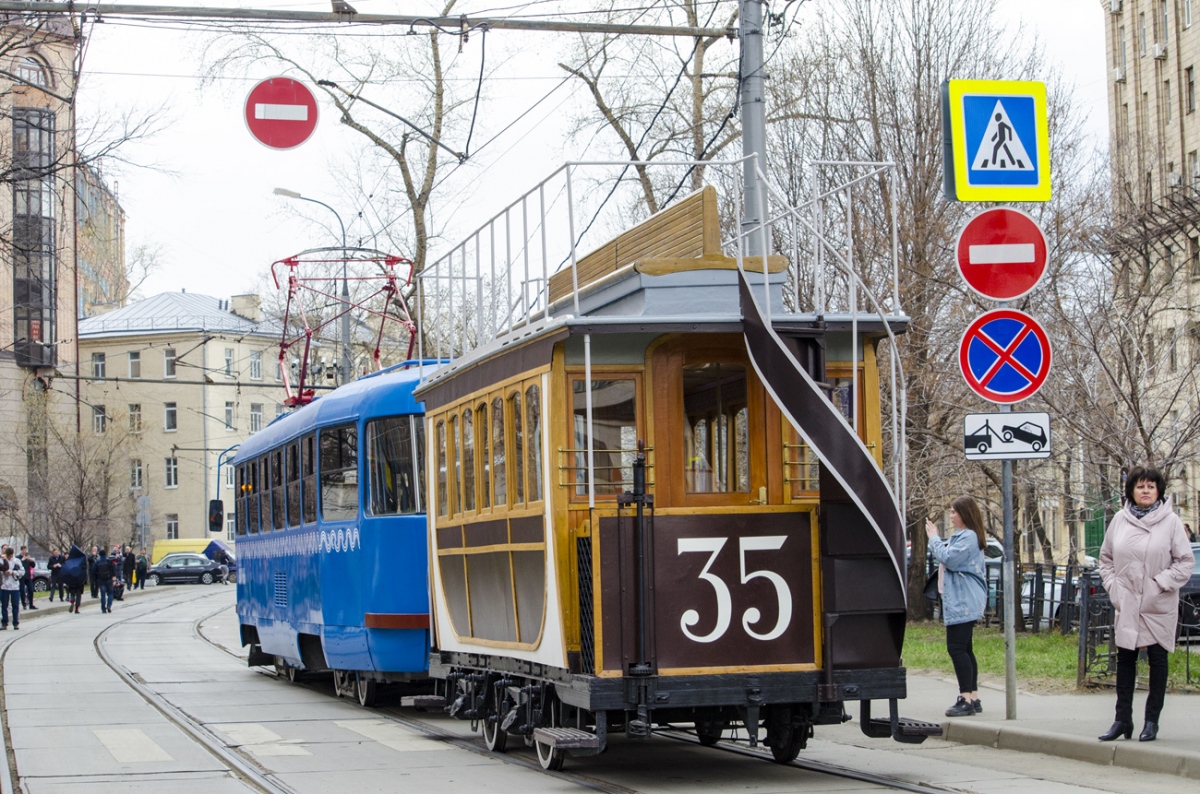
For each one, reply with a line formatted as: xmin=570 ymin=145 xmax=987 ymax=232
xmin=414 ymin=186 xmax=936 ymax=769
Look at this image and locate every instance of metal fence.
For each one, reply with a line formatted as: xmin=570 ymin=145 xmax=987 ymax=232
xmin=928 ymin=559 xmax=1089 ymax=634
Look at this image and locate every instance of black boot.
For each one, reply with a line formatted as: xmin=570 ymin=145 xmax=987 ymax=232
xmin=1098 ymin=721 xmax=1133 ymax=741
xmin=1139 ymin=722 xmax=1158 ymax=742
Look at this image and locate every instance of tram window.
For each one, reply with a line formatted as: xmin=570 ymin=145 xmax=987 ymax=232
xmin=320 ymin=424 xmax=359 ymax=522
xmin=449 ymin=414 xmax=461 ymax=516
xmin=478 ymin=402 xmax=490 ymax=509
xmin=271 ymin=449 xmax=286 ymax=530
xmin=302 ymin=433 xmax=317 ymax=524
xmin=526 ymin=384 xmax=543 ymax=502
xmin=414 ymin=416 xmax=426 ymax=512
xmin=286 ymin=441 xmax=301 ymax=527
xmin=511 ymin=391 xmax=524 ymax=504
xmin=436 ymin=420 xmax=448 ymax=517
xmin=366 ymin=415 xmax=420 ymax=516
xmin=572 ymin=378 xmax=637 ymax=497
xmin=235 ymin=465 xmax=247 ymax=536
xmin=461 ymin=408 xmax=476 ymax=512
xmin=491 ymin=397 xmax=506 ymax=506
xmin=683 ymin=363 xmax=749 ymax=493
xmin=258 ymin=456 xmax=272 ymax=531
xmin=247 ymin=460 xmax=260 ymax=532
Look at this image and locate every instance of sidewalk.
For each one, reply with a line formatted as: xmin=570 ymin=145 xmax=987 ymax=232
xmin=5 ymin=583 xmax=174 ymax=623
xmin=902 ymin=669 xmax=1200 ymax=779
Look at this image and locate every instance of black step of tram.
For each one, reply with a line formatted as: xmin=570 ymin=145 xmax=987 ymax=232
xmin=401 ymin=695 xmax=448 ymax=709
xmin=533 ymin=727 xmax=602 ymax=751
xmin=863 ymin=717 xmax=943 ymax=743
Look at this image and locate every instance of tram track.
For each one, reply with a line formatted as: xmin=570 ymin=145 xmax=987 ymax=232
xmin=191 ymin=601 xmax=963 ymax=794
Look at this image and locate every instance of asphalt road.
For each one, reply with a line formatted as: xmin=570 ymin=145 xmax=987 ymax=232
xmin=1 ymin=586 xmax=1193 ymax=793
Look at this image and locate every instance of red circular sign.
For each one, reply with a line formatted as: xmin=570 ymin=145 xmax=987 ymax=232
xmin=955 ymin=208 xmax=1047 ymax=301
xmin=244 ymin=77 xmax=319 ymax=150
xmin=959 ymin=309 xmax=1052 ymax=404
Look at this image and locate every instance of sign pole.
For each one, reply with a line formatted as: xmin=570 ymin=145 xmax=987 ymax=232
xmin=1001 ymin=403 xmax=1016 ymax=719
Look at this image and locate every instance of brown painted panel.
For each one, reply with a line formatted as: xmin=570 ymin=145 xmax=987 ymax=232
xmin=438 ymin=525 xmax=465 ymax=549
xmin=364 ymin=613 xmax=431 ymax=629
xmin=509 ymin=515 xmax=544 ymax=544
xmin=464 ymin=518 xmax=509 ymax=547
xmin=599 ymin=512 xmax=813 ymax=672
xmin=438 ymin=555 xmax=471 ymax=636
xmin=511 ymin=550 xmax=547 ymax=644
xmin=466 ymin=552 xmax=518 ymax=642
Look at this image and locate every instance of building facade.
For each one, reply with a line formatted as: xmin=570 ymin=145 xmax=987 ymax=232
xmin=78 ymin=292 xmax=298 ymax=552
xmin=76 ymin=163 xmax=127 ymax=317
xmin=1104 ymin=0 xmax=1200 ymax=532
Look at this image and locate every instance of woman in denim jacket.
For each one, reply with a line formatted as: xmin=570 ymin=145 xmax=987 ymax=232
xmin=925 ymin=495 xmax=988 ymax=717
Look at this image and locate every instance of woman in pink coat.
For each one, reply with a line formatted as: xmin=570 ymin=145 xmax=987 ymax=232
xmin=1097 ymin=466 xmax=1194 ymax=743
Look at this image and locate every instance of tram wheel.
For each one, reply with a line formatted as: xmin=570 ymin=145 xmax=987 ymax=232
xmin=356 ymin=674 xmax=379 ymax=707
xmin=333 ymin=670 xmax=354 ymax=698
xmin=274 ymin=659 xmax=299 ymax=683
xmin=766 ymin=720 xmax=805 ymax=764
xmin=535 ymin=735 xmax=564 ymax=771
xmin=696 ymin=719 xmax=728 ymax=746
xmin=482 ymin=716 xmax=508 ymax=752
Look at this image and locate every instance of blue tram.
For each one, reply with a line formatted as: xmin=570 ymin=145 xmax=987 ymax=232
xmin=234 ymin=362 xmax=434 ymax=705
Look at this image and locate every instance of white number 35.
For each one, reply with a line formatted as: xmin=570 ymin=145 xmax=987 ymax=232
xmin=677 ymin=536 xmax=793 ymax=644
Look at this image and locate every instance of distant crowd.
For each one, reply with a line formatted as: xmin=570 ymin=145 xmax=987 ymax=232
xmin=0 ymin=543 xmax=150 ymax=627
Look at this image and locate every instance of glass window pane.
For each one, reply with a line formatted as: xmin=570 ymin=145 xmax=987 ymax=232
xmin=573 ymin=379 xmax=637 ymax=496
xmin=366 ymin=415 xmax=419 ymax=516
xmin=302 ymin=433 xmax=317 ymax=524
xmin=478 ymin=403 xmax=490 ymax=509
xmin=491 ymin=397 xmax=506 ymax=506
xmin=320 ymin=424 xmax=358 ymax=521
xmin=461 ymin=408 xmax=475 ymax=512
xmin=511 ymin=392 xmax=524 ymax=504
xmin=436 ymin=420 xmax=448 ymax=516
xmin=526 ymin=385 xmax=543 ymax=502
xmin=683 ymin=363 xmax=748 ymax=493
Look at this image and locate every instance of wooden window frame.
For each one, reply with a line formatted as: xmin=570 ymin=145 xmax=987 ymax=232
xmin=565 ymin=369 xmax=645 ymax=503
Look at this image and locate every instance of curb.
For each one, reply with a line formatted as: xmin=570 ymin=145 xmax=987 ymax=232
xmin=16 ymin=584 xmax=178 ymax=621
xmin=942 ymin=719 xmax=1200 ymax=779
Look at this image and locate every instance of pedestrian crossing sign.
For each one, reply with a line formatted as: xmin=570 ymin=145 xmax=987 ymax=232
xmin=942 ymin=79 xmax=1051 ymax=202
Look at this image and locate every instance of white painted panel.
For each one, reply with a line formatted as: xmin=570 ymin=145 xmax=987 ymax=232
xmin=93 ymin=729 xmax=174 ymax=763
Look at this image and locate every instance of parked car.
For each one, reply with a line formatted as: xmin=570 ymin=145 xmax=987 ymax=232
xmin=145 ymin=553 xmax=224 ymax=586
xmin=27 ymin=561 xmax=52 ymax=593
xmin=1178 ymin=544 xmax=1200 ymax=635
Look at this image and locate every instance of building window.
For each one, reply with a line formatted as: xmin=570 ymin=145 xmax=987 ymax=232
xmin=275 ymin=360 xmax=283 ymax=382
xmin=12 ymin=108 xmax=57 ymax=369
xmin=250 ymin=403 xmax=263 ymax=433
xmin=93 ymin=405 xmax=107 ymax=435
xmin=1141 ymin=12 xmax=1148 ymax=56
xmin=128 ymin=403 xmax=142 ymax=433
xmin=225 ymin=465 xmax=235 ymax=489
xmin=250 ymin=351 xmax=263 ymax=380
xmin=1191 ymin=236 xmax=1200 ymax=277
xmin=92 ymin=352 xmax=106 ymax=379
xmin=276 ymin=404 xmax=285 ymax=419
xmin=128 ymin=350 xmax=141 ymax=379
xmin=1170 ymin=333 xmax=1179 ymax=372
xmin=226 ymin=511 xmax=236 ymax=541
xmin=166 ymin=514 xmax=179 ymax=539
xmin=1188 ymin=0 xmax=1194 ymax=28
xmin=130 ymin=459 xmax=143 ymax=490
xmin=1189 ymin=68 xmax=1196 ymax=113
xmin=225 ymin=401 xmax=235 ymax=431
xmin=164 ymin=402 xmax=177 ymax=431
xmin=16 ymin=57 xmax=47 ymax=87
xmin=164 ymin=347 xmax=177 ymax=378
xmin=1162 ymin=1 xmax=1169 ymax=43
xmin=1165 ymin=80 xmax=1172 ymax=122
xmin=165 ymin=458 xmax=178 ymax=488
xmin=224 ymin=348 xmax=234 ymax=378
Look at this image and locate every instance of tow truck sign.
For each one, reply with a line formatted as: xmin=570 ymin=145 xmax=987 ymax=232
xmin=964 ymin=412 xmax=1050 ymax=461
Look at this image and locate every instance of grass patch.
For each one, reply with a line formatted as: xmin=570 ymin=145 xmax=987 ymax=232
xmin=904 ymin=622 xmax=1200 ymax=692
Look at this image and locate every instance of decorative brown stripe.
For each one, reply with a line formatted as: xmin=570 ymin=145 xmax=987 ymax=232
xmin=437 ymin=525 xmax=465 ymax=549
xmin=364 ymin=613 xmax=431 ymax=630
xmin=464 ymin=518 xmax=509 ymax=547
xmin=415 ymin=329 xmax=566 ymax=410
xmin=509 ymin=515 xmax=544 ymax=544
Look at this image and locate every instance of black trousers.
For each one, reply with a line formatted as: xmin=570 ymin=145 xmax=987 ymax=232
xmin=1115 ymin=644 xmax=1169 ymax=724
xmin=946 ymin=620 xmax=979 ymax=694
xmin=50 ymin=575 xmax=63 ymax=601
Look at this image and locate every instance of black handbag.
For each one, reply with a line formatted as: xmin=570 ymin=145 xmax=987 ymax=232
xmin=922 ymin=574 xmax=939 ymax=600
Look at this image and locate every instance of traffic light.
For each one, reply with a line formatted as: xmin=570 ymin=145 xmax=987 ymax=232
xmin=209 ymin=499 xmax=224 ymax=533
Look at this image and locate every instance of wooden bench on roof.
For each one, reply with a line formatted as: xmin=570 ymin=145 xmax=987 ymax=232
xmin=547 ymin=185 xmax=789 ymax=305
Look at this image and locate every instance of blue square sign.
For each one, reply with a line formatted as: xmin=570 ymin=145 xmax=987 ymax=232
xmin=943 ymin=80 xmax=1050 ymax=202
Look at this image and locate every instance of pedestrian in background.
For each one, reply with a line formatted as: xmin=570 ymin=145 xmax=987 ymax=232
xmin=18 ymin=546 xmax=37 ymax=610
xmin=47 ymin=548 xmax=65 ymax=602
xmin=925 ymin=495 xmax=988 ymax=718
xmin=61 ymin=545 xmax=87 ymax=615
xmin=1186 ymin=523 xmax=1197 ymax=543
xmin=87 ymin=545 xmax=99 ymax=599
xmin=92 ymin=549 xmax=116 ymax=614
xmin=122 ymin=546 xmax=135 ymax=590
xmin=1098 ymin=466 xmax=1194 ymax=743
xmin=1 ymin=547 xmax=24 ymax=630
xmin=136 ymin=548 xmax=148 ymax=590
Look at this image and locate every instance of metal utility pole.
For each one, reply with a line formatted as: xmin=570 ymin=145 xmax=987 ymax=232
xmin=740 ymin=0 xmax=767 ymax=256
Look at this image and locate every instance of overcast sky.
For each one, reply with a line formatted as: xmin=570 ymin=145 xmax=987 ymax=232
xmin=73 ymin=0 xmax=1108 ymax=303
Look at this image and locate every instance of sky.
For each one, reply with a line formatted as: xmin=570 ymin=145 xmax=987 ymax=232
xmin=72 ymin=0 xmax=1109 ymax=303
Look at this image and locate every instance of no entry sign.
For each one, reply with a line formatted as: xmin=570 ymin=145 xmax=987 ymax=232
xmin=244 ymin=77 xmax=319 ymax=150
xmin=959 ymin=309 xmax=1051 ymax=404
xmin=955 ymin=208 xmax=1047 ymax=300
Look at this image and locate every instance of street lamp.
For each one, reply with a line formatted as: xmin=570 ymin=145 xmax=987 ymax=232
xmin=273 ymin=187 xmax=351 ymax=385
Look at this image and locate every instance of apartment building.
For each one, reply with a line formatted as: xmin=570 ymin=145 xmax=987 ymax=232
xmin=78 ymin=291 xmax=292 ymax=548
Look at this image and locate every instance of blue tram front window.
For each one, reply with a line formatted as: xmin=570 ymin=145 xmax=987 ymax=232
xmin=366 ymin=416 xmax=423 ymax=516
xmin=320 ymin=423 xmax=359 ymax=521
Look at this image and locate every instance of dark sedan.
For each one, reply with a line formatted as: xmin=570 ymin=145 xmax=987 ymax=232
xmin=146 ymin=553 xmax=223 ymax=586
